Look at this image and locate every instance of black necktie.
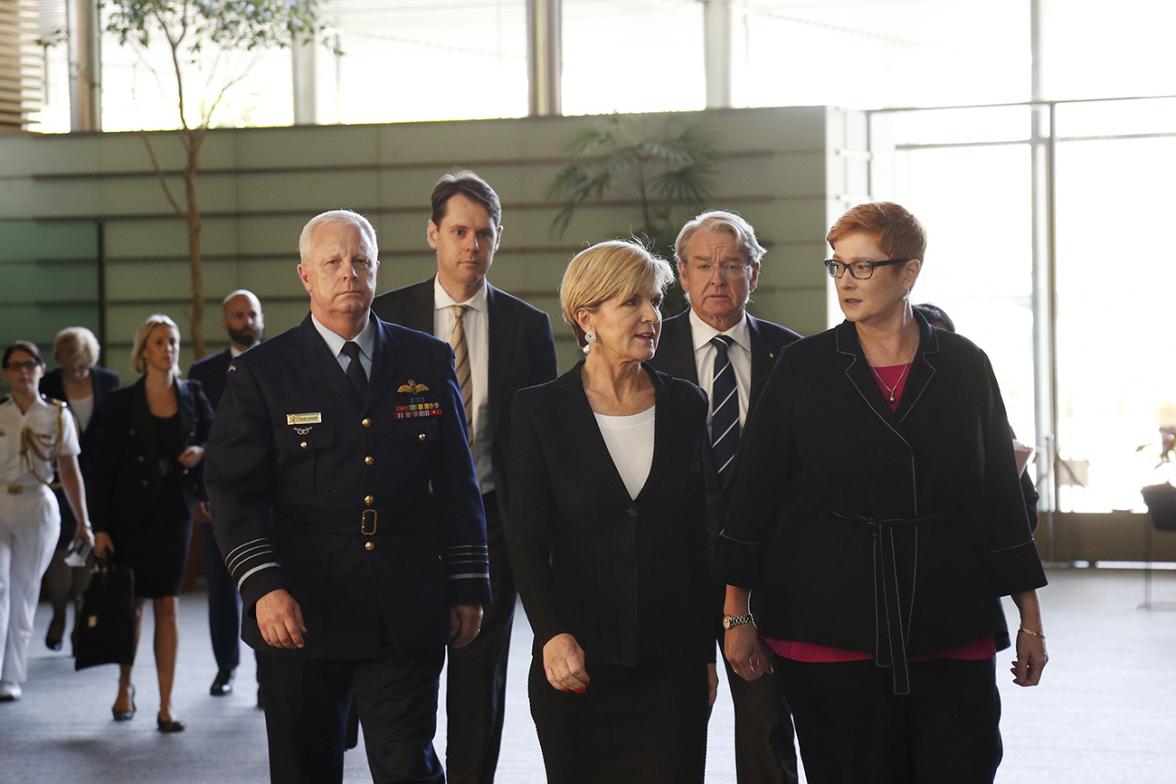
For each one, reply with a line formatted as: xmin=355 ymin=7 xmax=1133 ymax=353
xmin=710 ymin=335 xmax=740 ymax=483
xmin=341 ymin=341 xmax=368 ymax=399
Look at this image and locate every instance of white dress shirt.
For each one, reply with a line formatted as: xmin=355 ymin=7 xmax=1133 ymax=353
xmin=433 ymin=278 xmax=493 ymax=493
xmin=688 ymin=309 xmax=753 ymax=435
xmin=310 ymin=313 xmax=375 ymax=380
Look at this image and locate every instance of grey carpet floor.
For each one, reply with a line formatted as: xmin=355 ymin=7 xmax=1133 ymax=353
xmin=1 ymin=567 xmax=1173 ymax=783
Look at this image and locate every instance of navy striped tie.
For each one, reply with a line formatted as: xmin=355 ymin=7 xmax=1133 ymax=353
xmin=710 ymin=335 xmax=740 ymax=483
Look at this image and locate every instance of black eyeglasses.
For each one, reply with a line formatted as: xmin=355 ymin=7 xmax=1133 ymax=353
xmin=4 ymin=360 xmax=40 ymax=371
xmin=824 ymin=258 xmax=910 ymax=280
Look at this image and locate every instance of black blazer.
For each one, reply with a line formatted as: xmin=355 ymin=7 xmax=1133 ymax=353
xmin=39 ymin=365 xmax=121 ymax=480
xmin=506 ymin=362 xmax=713 ymax=667
xmin=91 ymin=376 xmax=214 ymax=535
xmin=717 ymin=313 xmax=1047 ymax=687
xmin=205 ymin=314 xmax=491 ymax=659
xmin=188 ymin=348 xmax=232 ymax=410
xmin=372 ymin=278 xmax=559 ymax=518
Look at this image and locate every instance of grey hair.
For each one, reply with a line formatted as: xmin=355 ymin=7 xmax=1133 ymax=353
xmin=674 ymin=210 xmax=767 ymax=266
xmin=298 ymin=210 xmax=379 ymax=265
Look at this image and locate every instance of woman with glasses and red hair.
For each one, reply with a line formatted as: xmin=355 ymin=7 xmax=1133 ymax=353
xmin=717 ymin=202 xmax=1048 ymax=783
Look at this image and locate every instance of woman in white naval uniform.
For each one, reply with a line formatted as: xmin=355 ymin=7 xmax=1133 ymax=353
xmin=0 ymin=341 xmax=91 ymax=701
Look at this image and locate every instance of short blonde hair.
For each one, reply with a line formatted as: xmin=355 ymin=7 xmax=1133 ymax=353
xmin=559 ymin=240 xmax=675 ymax=348
xmin=53 ymin=326 xmax=100 ymax=369
xmin=130 ymin=314 xmax=180 ymax=376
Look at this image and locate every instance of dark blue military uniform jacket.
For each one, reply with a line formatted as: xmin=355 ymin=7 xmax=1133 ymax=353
xmin=204 ymin=314 xmax=491 ymax=660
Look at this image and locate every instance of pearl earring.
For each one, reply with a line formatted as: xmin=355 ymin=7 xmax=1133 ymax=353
xmin=583 ymin=330 xmax=596 ymax=354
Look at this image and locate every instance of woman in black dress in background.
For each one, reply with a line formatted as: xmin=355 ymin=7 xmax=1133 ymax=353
xmin=93 ymin=314 xmax=213 ymax=733
xmin=38 ymin=327 xmax=120 ymax=652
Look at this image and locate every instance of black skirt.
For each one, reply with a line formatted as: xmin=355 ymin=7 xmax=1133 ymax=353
xmin=528 ymin=656 xmax=709 ymax=784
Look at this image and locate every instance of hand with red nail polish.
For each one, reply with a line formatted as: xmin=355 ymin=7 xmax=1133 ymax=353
xmin=543 ymin=633 xmax=591 ymax=693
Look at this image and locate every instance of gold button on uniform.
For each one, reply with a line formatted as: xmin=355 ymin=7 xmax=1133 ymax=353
xmin=364 ymin=455 xmax=374 ymax=465
xmin=417 ymin=433 xmax=426 ymax=442
xmin=364 ymin=495 xmax=375 ymax=506
xmin=361 ymin=418 xmax=373 ymax=428
xmin=299 ymin=442 xmax=308 ymax=449
xmin=364 ymin=541 xmax=375 ymax=551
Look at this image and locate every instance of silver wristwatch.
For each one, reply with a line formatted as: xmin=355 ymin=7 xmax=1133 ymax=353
xmin=722 ymin=613 xmax=755 ymax=630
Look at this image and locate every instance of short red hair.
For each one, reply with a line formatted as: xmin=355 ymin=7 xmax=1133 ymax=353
xmin=826 ymin=202 xmax=926 ymax=262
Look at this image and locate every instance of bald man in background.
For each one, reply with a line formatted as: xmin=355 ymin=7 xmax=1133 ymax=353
xmin=189 ymin=289 xmax=265 ymax=700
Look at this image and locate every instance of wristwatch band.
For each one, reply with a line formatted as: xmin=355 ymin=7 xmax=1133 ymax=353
xmin=722 ymin=612 xmax=755 ymax=630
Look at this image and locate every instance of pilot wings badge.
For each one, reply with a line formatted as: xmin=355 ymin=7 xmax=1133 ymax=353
xmin=396 ymin=379 xmax=431 ymax=395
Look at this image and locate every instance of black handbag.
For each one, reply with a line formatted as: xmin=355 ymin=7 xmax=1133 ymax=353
xmin=74 ymin=563 xmax=137 ymax=670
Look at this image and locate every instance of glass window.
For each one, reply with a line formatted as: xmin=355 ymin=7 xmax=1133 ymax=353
xmin=1053 ymin=107 xmax=1176 ymax=512
xmin=874 ymin=120 xmax=1036 ymax=445
xmin=734 ymin=0 xmax=1030 ymax=109
xmin=316 ymin=0 xmax=528 ymax=125
xmin=561 ymin=0 xmax=705 ymax=115
xmin=1041 ymin=0 xmax=1176 ymax=101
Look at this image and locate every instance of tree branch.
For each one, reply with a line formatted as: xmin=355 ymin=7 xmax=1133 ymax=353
xmin=140 ymin=133 xmax=185 ymax=218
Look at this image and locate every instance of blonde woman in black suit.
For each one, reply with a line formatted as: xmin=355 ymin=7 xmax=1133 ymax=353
xmin=507 ymin=240 xmax=715 ymax=784
xmin=93 ymin=314 xmax=213 ymax=732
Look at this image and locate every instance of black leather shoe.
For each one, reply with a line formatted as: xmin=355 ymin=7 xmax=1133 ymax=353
xmin=112 ymin=686 xmax=136 ymax=721
xmin=209 ymin=669 xmax=235 ymax=697
xmin=45 ymin=613 xmax=65 ymax=651
xmin=157 ymin=713 xmax=185 ymax=733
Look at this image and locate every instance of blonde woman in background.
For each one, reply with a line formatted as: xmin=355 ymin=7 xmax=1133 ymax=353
xmin=93 ymin=315 xmax=213 ymax=732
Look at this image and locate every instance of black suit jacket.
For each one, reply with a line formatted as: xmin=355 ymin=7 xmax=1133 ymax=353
xmin=91 ymin=376 xmax=214 ymax=536
xmin=372 ymin=278 xmax=558 ymax=519
xmin=188 ymin=348 xmax=232 ymax=410
xmin=506 ymin=362 xmax=713 ymax=667
xmin=718 ymin=313 xmax=1047 ymax=664
xmin=39 ymin=366 xmax=121 ymax=479
xmin=204 ymin=314 xmax=491 ymax=659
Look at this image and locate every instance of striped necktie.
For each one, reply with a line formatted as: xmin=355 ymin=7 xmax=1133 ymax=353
xmin=450 ymin=305 xmax=474 ymax=449
xmin=710 ymin=334 xmax=740 ymax=483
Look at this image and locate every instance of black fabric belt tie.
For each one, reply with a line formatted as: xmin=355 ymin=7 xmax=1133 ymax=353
xmin=832 ymin=509 xmax=953 ymax=696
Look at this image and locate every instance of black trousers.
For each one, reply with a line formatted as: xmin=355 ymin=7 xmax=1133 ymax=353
xmin=528 ymin=656 xmax=709 ymax=784
xmin=780 ymin=657 xmax=1002 ymax=784
xmin=720 ymin=637 xmax=799 ymax=784
xmin=258 ymin=649 xmax=445 ymax=784
xmin=204 ymin=521 xmax=241 ymax=672
xmin=445 ymin=491 xmax=515 ymax=784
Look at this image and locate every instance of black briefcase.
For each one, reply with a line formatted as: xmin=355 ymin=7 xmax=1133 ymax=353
xmin=74 ymin=564 xmax=137 ymax=670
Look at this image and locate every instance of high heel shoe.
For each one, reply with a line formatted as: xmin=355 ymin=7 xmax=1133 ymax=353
xmin=112 ymin=686 xmax=136 ymax=721
xmin=156 ymin=712 xmax=185 ymax=733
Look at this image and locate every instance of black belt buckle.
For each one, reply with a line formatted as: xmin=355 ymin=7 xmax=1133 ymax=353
xmin=361 ymin=509 xmax=378 ymax=536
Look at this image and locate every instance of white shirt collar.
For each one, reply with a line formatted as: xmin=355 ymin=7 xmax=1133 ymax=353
xmin=310 ymin=313 xmax=376 ymax=360
xmin=434 ymin=277 xmax=488 ymax=312
xmin=688 ymin=308 xmax=750 ymax=353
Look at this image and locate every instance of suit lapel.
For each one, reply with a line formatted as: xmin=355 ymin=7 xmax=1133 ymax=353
xmin=656 ymin=311 xmax=700 ymax=384
xmin=485 ymin=284 xmax=514 ymax=411
xmin=835 ymin=321 xmax=910 ymax=447
xmin=406 ymin=279 xmax=435 ymax=334
xmin=296 ymin=315 xmax=361 ymax=407
xmin=634 ymin=368 xmax=690 ymax=501
xmin=365 ymin=318 xmax=401 ymax=412
xmin=896 ymin=312 xmax=939 ymax=423
xmin=176 ymin=378 xmax=195 ymax=442
xmin=129 ymin=378 xmax=160 ymax=461
xmin=747 ymin=315 xmax=779 ymax=406
xmin=556 ymin=365 xmax=633 ymax=505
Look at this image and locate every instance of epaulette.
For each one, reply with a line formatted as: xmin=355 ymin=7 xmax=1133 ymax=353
xmin=49 ymin=397 xmax=68 ymax=408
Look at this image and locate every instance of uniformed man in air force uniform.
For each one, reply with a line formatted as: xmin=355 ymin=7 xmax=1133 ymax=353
xmin=204 ymin=209 xmax=490 ymax=784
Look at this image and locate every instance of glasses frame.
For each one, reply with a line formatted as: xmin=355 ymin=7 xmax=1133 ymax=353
xmin=3 ymin=360 xmax=41 ymax=372
xmin=824 ymin=258 xmax=910 ymax=280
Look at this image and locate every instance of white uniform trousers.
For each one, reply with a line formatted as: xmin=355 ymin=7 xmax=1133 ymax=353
xmin=0 ymin=485 xmax=59 ymax=684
